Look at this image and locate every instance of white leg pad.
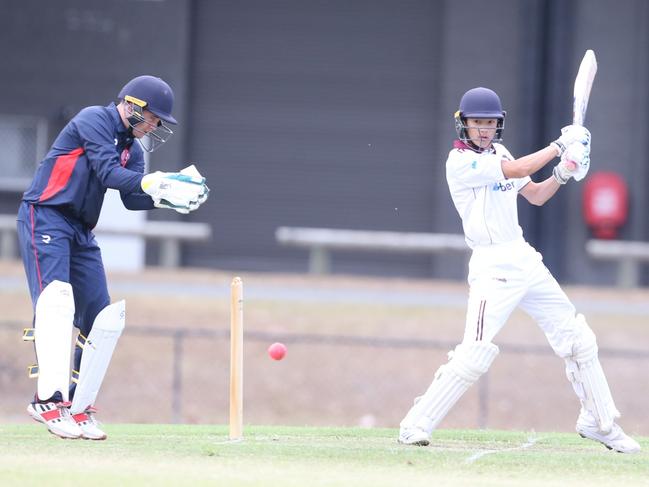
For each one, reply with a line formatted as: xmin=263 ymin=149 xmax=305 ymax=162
xmin=400 ymin=341 xmax=499 ymax=433
xmin=565 ymin=314 xmax=620 ymax=433
xmin=70 ymin=301 xmax=125 ymax=414
xmin=34 ymin=280 xmax=75 ymax=402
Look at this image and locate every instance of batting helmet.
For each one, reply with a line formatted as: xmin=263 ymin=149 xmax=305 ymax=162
xmin=118 ymin=75 xmax=177 ymax=125
xmin=454 ymin=87 xmax=506 ymax=143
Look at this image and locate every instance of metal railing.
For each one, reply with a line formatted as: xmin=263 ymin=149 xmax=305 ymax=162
xmin=2 ymin=321 xmax=648 ymax=425
xmin=0 ymin=215 xmax=211 ymax=267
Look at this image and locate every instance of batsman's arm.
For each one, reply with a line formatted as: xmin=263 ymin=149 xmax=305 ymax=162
xmin=519 ymin=176 xmax=561 ymax=206
xmin=501 ymin=145 xmax=558 ymax=179
xmin=501 ymin=125 xmax=591 ymax=179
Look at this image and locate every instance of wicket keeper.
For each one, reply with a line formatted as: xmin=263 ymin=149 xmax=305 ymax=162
xmin=17 ymin=75 xmax=209 ymax=439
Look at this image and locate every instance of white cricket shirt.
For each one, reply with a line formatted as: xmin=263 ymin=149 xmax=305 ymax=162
xmin=446 ymin=140 xmax=530 ymax=249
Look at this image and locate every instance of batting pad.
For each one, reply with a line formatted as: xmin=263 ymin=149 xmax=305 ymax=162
xmin=34 ymin=280 xmax=75 ymax=401
xmin=71 ymin=301 xmax=125 ymax=414
xmin=400 ymin=341 xmax=499 ymax=433
xmin=565 ymin=314 xmax=620 ymax=433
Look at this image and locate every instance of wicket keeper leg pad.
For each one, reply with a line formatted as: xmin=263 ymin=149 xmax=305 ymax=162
xmin=71 ymin=301 xmax=125 ymax=414
xmin=34 ymin=280 xmax=75 ymax=401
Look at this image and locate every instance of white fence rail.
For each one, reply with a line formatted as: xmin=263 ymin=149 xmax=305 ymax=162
xmin=0 ymin=214 xmax=211 ymax=268
xmin=275 ymin=226 xmax=469 ymax=274
xmin=586 ymin=239 xmax=649 ymax=288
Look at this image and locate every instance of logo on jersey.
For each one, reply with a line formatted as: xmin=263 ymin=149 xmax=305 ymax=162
xmin=492 ymin=181 xmax=516 ymax=192
xmin=41 ymin=234 xmax=51 ymax=244
xmin=120 ymin=148 xmax=130 ymax=167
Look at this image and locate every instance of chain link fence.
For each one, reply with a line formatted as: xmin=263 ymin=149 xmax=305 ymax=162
xmin=2 ymin=320 xmax=648 ymax=434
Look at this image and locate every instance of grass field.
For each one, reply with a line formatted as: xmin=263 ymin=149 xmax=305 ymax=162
xmin=1 ymin=425 xmax=647 ymax=487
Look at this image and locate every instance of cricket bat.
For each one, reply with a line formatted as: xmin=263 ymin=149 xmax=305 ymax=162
xmin=564 ymin=50 xmax=597 ymax=173
xmin=573 ymin=49 xmax=598 ymax=126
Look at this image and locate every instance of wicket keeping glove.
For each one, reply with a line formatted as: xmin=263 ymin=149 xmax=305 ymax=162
xmin=178 ymin=164 xmax=209 ymax=211
xmin=141 ymin=165 xmax=209 ymax=213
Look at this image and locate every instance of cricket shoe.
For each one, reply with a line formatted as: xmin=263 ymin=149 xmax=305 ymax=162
xmin=398 ymin=427 xmax=430 ymax=446
xmin=27 ymin=400 xmax=82 ymax=439
xmin=72 ymin=406 xmax=107 ymax=440
xmin=576 ymin=413 xmax=640 ymax=453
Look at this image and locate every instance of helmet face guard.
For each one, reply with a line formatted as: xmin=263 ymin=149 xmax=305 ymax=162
xmin=454 ymin=111 xmax=505 ymax=145
xmin=118 ymin=75 xmax=177 ymax=152
xmin=454 ymin=87 xmax=506 ymax=147
xmin=124 ymin=95 xmax=174 ymax=152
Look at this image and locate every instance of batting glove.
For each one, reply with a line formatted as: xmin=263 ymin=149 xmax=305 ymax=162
xmin=552 ymin=141 xmax=590 ymax=184
xmin=551 ymin=125 xmax=591 ymax=157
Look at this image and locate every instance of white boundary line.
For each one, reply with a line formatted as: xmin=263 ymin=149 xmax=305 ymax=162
xmin=212 ymin=438 xmax=245 ymax=445
xmin=464 ymin=435 xmax=540 ymax=464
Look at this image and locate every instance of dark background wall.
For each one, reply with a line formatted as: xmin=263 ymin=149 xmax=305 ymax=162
xmin=0 ymin=0 xmax=647 ymax=285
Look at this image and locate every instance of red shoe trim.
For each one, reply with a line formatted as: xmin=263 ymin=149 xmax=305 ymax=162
xmin=72 ymin=413 xmax=89 ymax=423
xmin=41 ymin=409 xmax=61 ymax=422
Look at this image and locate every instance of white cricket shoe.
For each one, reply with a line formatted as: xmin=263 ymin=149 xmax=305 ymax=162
xmin=72 ymin=407 xmax=107 ymax=440
xmin=398 ymin=427 xmax=430 ymax=446
xmin=577 ymin=413 xmax=641 ymax=454
xmin=27 ymin=401 xmax=82 ymax=439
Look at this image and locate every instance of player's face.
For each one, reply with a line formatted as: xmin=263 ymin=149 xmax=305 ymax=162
xmin=131 ymin=110 xmax=162 ymax=138
xmin=465 ymin=118 xmax=497 ymax=149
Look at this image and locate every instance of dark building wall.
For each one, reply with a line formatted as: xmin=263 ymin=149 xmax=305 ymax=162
xmin=0 ymin=0 xmax=192 ymax=264
xmin=1 ymin=0 xmax=648 ymax=285
xmin=0 ymin=0 xmax=190 ymax=183
xmin=562 ymin=0 xmax=649 ymax=285
xmin=185 ymin=0 xmax=448 ymax=275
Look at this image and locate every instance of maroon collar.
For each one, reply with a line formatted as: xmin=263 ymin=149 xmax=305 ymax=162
xmin=453 ymin=139 xmax=494 ymax=153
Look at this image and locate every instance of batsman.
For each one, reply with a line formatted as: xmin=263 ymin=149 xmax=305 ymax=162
xmin=398 ymin=87 xmax=640 ymax=453
xmin=16 ymin=75 xmax=209 ymax=440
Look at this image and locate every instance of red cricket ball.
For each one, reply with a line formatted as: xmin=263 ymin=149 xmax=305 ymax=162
xmin=268 ymin=342 xmax=287 ymax=360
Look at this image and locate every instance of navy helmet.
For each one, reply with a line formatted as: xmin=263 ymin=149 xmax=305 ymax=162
xmin=118 ymin=75 xmax=176 ymax=152
xmin=118 ymin=75 xmax=177 ymax=124
xmin=454 ymin=87 xmax=506 ymax=144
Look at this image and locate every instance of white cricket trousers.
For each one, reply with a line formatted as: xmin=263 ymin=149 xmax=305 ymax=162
xmin=464 ymin=238 xmax=578 ymax=358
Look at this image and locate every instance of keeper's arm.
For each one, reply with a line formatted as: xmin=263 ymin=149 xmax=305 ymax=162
xmin=120 ymin=190 xmax=156 ymax=210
